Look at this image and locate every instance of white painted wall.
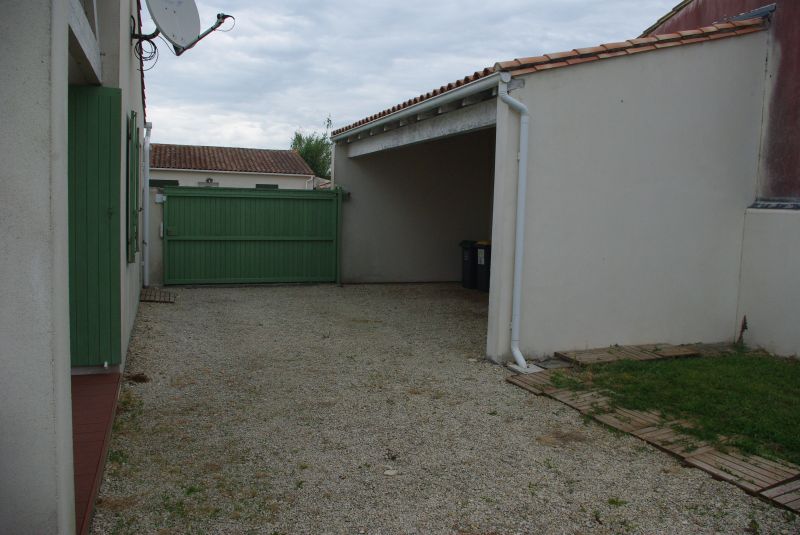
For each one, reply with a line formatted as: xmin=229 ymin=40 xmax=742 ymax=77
xmin=488 ymin=32 xmax=769 ymax=360
xmin=0 ymin=0 xmax=146 ymax=530
xmin=0 ymin=2 xmax=74 ymax=532
xmin=737 ymin=209 xmax=800 ymax=356
xmin=151 ymin=168 xmax=313 ymax=189
xmin=334 ymin=128 xmax=495 ymax=282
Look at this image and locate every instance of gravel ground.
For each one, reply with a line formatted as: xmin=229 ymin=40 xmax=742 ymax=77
xmin=92 ymin=284 xmax=799 ymax=535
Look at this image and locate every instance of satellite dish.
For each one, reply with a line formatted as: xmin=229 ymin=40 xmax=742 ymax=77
xmin=133 ymin=0 xmax=233 ymax=57
xmin=145 ymin=0 xmax=201 ymax=49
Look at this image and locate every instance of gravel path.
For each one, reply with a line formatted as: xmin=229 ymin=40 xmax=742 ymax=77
xmin=92 ymin=284 xmax=799 ymax=534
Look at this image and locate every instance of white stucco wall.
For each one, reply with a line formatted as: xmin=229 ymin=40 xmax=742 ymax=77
xmin=488 ymin=32 xmax=769 ymax=359
xmin=0 ymin=0 xmax=146 ymax=530
xmin=151 ymin=168 xmax=313 ymax=189
xmin=0 ymin=2 xmax=74 ymax=532
xmin=334 ymin=128 xmax=495 ymax=282
xmin=737 ymin=209 xmax=800 ymax=356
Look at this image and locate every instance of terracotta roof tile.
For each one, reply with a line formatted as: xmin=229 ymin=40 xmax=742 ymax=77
xmin=332 ymin=17 xmax=767 ymax=138
xmin=545 ymin=50 xmax=580 ymax=61
xmin=150 ymin=144 xmax=315 ymax=176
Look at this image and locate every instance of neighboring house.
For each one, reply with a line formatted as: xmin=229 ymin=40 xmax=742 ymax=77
xmin=332 ymin=7 xmax=799 ymax=364
xmin=146 ymin=144 xmax=321 ymax=286
xmin=150 ymin=143 xmax=318 ymax=189
xmin=1 ymin=1 xmax=146 ymax=532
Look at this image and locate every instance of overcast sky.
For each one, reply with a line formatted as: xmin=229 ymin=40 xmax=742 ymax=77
xmin=142 ymin=0 xmax=676 ymax=149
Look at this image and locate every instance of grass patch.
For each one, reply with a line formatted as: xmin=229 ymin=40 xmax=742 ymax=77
xmin=578 ymin=350 xmax=800 ymax=465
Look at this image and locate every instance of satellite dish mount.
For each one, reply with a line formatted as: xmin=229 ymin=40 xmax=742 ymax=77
xmin=133 ymin=0 xmax=233 ymax=57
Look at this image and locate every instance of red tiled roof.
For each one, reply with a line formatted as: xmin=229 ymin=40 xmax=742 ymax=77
xmin=332 ymin=17 xmax=766 ymax=138
xmin=150 ymin=144 xmax=315 ymax=176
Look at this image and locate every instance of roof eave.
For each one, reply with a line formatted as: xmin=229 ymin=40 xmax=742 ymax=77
xmin=332 ymin=72 xmax=501 ymax=142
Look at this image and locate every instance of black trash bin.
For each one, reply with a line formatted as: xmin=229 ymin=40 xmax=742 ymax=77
xmin=475 ymin=241 xmax=491 ymax=292
xmin=459 ymin=240 xmax=477 ymax=289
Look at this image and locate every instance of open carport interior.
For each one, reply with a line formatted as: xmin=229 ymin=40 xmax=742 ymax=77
xmin=335 ymin=128 xmax=496 ymax=285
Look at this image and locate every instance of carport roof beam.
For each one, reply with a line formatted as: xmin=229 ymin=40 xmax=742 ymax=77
xmin=331 ymin=73 xmax=501 ymax=143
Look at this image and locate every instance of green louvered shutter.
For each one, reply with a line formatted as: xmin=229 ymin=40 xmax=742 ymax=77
xmin=127 ymin=111 xmax=140 ymax=263
xmin=68 ymin=86 xmax=122 ymax=367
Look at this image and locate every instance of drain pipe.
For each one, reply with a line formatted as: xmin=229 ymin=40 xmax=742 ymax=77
xmin=498 ymin=73 xmax=544 ymax=374
xmin=142 ymin=121 xmax=153 ymax=288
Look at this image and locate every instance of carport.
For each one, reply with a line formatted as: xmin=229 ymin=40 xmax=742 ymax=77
xmin=332 ymin=18 xmax=773 ymax=367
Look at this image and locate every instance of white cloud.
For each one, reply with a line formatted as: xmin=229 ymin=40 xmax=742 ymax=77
xmin=142 ymin=0 xmax=677 ymax=149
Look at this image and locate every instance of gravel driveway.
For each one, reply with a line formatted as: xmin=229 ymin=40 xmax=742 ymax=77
xmin=92 ymin=284 xmax=799 ymax=534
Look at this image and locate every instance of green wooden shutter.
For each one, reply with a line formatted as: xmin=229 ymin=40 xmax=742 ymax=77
xmin=127 ymin=111 xmax=140 ymax=263
xmin=68 ymin=86 xmax=122 ymax=367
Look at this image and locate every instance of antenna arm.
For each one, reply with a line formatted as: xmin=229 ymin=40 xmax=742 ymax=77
xmin=173 ymin=13 xmax=233 ymax=56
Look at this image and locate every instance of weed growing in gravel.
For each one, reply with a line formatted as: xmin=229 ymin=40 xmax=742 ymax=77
xmin=746 ymin=514 xmax=762 ymax=534
xmin=161 ymin=493 xmax=188 ymax=518
xmin=108 ymin=449 xmax=128 ymax=465
xmin=607 ymin=497 xmax=628 ymax=507
xmin=183 ymin=484 xmax=203 ymax=496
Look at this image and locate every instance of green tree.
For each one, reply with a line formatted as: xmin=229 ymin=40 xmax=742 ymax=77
xmin=291 ymin=117 xmax=332 ymax=179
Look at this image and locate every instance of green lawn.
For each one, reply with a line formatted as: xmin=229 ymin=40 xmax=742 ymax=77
xmin=570 ymin=350 xmax=800 ymax=466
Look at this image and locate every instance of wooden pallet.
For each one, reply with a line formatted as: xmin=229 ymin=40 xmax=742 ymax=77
xmin=761 ymin=478 xmax=800 ymax=512
xmin=140 ymin=287 xmax=176 ymax=303
xmin=684 ymin=450 xmax=799 ymax=494
xmin=555 ymin=343 xmax=699 ymax=365
xmin=507 ymin=367 xmax=800 ymax=513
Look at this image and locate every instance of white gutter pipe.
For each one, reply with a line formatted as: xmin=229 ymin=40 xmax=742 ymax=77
xmin=142 ymin=121 xmax=152 ymax=288
xmin=498 ymin=73 xmax=544 ymax=374
xmin=331 ymin=73 xmax=501 ymax=142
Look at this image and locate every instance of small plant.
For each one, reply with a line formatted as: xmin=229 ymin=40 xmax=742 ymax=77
xmin=745 ymin=515 xmax=761 ymax=534
xmin=108 ymin=449 xmax=128 ymax=464
xmin=161 ymin=493 xmax=187 ymax=518
xmin=183 ymin=484 xmax=202 ymax=496
xmin=608 ymin=497 xmax=628 ymax=507
xmin=295 ymin=480 xmax=305 ymax=489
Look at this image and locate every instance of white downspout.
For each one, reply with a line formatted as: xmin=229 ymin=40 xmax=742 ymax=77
xmin=498 ymin=73 xmax=544 ymax=374
xmin=142 ymin=121 xmax=152 ymax=288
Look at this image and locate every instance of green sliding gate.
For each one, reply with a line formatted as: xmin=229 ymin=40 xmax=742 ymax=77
xmin=68 ymin=86 xmax=122 ymax=367
xmin=162 ymin=187 xmax=342 ymax=285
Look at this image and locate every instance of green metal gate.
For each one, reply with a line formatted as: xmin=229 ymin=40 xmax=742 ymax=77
xmin=68 ymin=86 xmax=122 ymax=367
xmin=162 ymin=187 xmax=342 ymax=285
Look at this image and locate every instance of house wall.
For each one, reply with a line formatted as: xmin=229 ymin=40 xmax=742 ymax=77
xmin=150 ymin=168 xmax=313 ymax=189
xmin=0 ymin=0 xmax=145 ymax=530
xmin=0 ymin=3 xmax=74 ymax=532
xmin=737 ymin=209 xmax=800 ymax=356
xmin=334 ymin=129 xmax=495 ymax=283
xmin=647 ymin=0 xmax=800 ymax=200
xmin=488 ymin=32 xmax=768 ymax=360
